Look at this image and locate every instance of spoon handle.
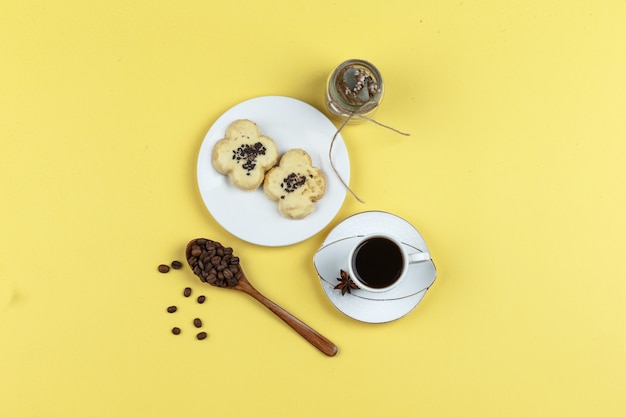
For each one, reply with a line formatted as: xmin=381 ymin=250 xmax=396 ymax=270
xmin=239 ymin=281 xmax=338 ymax=357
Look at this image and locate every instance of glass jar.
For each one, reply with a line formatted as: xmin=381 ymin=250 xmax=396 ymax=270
xmin=324 ymin=59 xmax=384 ymax=123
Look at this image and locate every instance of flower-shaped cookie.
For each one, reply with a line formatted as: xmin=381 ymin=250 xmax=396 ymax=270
xmin=212 ymin=119 xmax=279 ymax=191
xmin=263 ymin=149 xmax=326 ymax=219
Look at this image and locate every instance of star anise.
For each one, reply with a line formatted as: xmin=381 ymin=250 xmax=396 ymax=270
xmin=334 ymin=269 xmax=358 ymax=296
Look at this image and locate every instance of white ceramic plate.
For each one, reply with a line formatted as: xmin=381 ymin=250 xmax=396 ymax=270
xmin=313 ymin=211 xmax=437 ymax=323
xmin=197 ymin=96 xmax=350 ymax=246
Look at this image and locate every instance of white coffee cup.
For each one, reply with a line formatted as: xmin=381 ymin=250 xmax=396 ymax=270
xmin=347 ymin=234 xmax=431 ymax=293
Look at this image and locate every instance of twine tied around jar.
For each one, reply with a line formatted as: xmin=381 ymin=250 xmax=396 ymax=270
xmin=329 ymin=109 xmax=410 ymax=203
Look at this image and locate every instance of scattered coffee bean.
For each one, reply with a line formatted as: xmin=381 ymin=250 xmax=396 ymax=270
xmin=159 ymin=250 xmax=213 ymax=339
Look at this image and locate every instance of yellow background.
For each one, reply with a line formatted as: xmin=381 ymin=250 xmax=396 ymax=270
xmin=2 ymin=1 xmax=625 ymax=416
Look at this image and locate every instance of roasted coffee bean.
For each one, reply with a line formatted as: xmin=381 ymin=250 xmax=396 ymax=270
xmin=223 ymin=269 xmax=233 ymax=280
xmin=197 ymin=295 xmax=206 ymax=304
xmin=167 ymin=306 xmax=177 ymax=313
xmin=183 ymin=287 xmax=192 ymax=297
xmin=171 ymin=327 xmax=181 ymax=335
xmin=196 ymin=331 xmax=208 ymax=340
xmin=193 ymin=318 xmax=202 ymax=328
xmin=158 ymin=264 xmax=170 ymax=273
xmin=171 ymin=260 xmax=182 ymax=269
xmin=187 ymin=238 xmax=242 ymax=287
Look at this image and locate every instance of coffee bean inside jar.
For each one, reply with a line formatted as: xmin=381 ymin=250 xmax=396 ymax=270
xmin=186 ymin=238 xmax=242 ymax=287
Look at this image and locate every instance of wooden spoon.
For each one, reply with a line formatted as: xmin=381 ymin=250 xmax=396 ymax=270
xmin=185 ymin=238 xmax=338 ymax=357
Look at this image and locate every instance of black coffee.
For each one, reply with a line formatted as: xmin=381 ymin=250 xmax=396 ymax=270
xmin=352 ymin=237 xmax=404 ymax=289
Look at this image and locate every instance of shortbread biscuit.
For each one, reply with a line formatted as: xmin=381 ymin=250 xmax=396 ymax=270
xmin=212 ymin=119 xmax=279 ymax=191
xmin=263 ymin=149 xmax=326 ymax=219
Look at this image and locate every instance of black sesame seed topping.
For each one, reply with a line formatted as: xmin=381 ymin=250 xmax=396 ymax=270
xmin=232 ymin=142 xmax=268 ymax=172
xmin=281 ymin=172 xmax=307 ymax=193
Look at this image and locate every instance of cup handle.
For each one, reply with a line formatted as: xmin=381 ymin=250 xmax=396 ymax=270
xmin=407 ymin=251 xmax=431 ymax=264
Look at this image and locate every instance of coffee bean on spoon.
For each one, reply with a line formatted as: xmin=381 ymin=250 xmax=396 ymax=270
xmin=186 ymin=239 xmax=242 ymax=288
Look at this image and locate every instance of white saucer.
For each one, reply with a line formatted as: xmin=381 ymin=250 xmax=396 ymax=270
xmin=197 ymin=96 xmax=350 ymax=247
xmin=313 ymin=211 xmax=437 ymax=323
